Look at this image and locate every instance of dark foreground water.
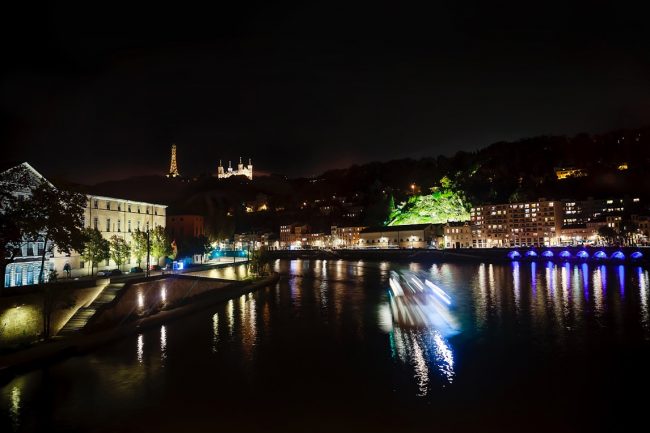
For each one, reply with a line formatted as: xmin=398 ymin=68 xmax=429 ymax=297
xmin=2 ymin=259 xmax=650 ymax=432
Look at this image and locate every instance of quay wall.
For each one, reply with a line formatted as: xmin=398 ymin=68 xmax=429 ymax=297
xmin=88 ymin=275 xmax=232 ymax=329
xmin=267 ymin=247 xmax=649 ymax=265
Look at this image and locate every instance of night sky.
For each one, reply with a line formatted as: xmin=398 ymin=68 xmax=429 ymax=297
xmin=2 ymin=1 xmax=649 ymax=183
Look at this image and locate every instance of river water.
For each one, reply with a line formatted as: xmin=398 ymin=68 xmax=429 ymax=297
xmin=1 ymin=259 xmax=650 ymax=432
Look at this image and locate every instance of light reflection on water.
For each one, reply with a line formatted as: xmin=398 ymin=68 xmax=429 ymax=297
xmin=136 ymin=334 xmax=144 ymax=364
xmin=2 ymin=259 xmax=650 ymax=432
xmin=160 ymin=326 xmax=167 ymax=365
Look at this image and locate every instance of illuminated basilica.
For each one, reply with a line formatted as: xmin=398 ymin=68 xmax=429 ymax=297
xmin=217 ymin=157 xmax=253 ymax=180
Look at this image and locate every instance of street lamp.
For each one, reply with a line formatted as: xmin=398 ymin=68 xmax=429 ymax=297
xmin=145 ymin=228 xmax=151 ymax=278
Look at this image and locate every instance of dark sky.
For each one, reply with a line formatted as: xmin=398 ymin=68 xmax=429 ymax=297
xmin=2 ymin=1 xmax=649 ymax=183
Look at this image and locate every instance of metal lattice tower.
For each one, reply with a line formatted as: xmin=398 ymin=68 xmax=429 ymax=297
xmin=167 ymin=143 xmax=180 ymax=177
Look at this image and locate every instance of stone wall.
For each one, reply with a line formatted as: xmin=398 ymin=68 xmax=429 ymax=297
xmin=0 ymin=281 xmax=107 ymax=347
xmin=90 ymin=276 xmax=230 ymax=328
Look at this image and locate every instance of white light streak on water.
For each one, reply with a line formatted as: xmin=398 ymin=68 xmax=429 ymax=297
xmin=137 ymin=334 xmax=144 ymax=364
xmin=432 ymin=330 xmax=455 ymax=384
xmin=410 ymin=334 xmax=429 ymax=397
xmin=377 ymin=303 xmax=393 ymax=333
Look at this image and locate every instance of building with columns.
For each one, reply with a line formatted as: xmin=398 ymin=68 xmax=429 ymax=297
xmin=2 ymin=162 xmax=167 ymax=287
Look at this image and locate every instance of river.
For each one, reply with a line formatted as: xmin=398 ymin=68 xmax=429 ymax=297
xmin=1 ymin=259 xmax=650 ymax=432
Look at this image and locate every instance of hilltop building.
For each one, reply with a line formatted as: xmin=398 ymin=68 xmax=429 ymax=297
xmin=217 ymin=157 xmax=253 ymax=180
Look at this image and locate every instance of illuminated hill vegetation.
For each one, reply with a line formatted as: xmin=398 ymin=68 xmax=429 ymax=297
xmin=387 ymin=177 xmax=471 ymax=226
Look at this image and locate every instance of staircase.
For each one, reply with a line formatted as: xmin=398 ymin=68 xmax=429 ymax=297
xmin=57 ymin=283 xmax=125 ymax=336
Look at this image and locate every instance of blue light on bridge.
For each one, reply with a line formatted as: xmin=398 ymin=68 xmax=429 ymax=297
xmin=631 ymin=251 xmax=644 ymax=260
xmin=611 ymin=251 xmax=625 ymax=260
xmin=508 ymin=251 xmax=521 ymax=260
xmin=542 ymin=250 xmax=553 ymax=258
xmin=593 ymin=251 xmax=607 ymax=259
xmin=525 ymin=250 xmax=537 ymax=257
xmin=559 ymin=250 xmax=571 ymax=259
xmin=576 ymin=250 xmax=589 ymax=259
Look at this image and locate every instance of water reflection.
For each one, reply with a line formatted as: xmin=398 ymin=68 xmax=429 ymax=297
xmin=3 ymin=259 xmax=650 ymax=431
xmin=160 ymin=326 xmax=167 ymax=365
xmin=227 ymin=299 xmax=234 ymax=337
xmin=618 ymin=265 xmax=625 ymax=297
xmin=9 ymin=383 xmax=21 ymax=431
xmin=212 ymin=313 xmax=219 ymax=353
xmin=512 ymin=261 xmax=520 ymax=311
xmin=136 ymin=334 xmax=144 ymax=364
xmin=640 ymin=267 xmax=649 ymax=330
xmin=383 ymin=269 xmax=458 ymax=394
xmin=391 ymin=327 xmax=455 ymax=395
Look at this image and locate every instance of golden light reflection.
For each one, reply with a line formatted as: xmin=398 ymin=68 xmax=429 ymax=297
xmin=160 ymin=325 xmax=167 ymax=365
xmin=475 ymin=263 xmax=487 ymax=329
xmin=212 ymin=313 xmax=219 ymax=353
xmin=263 ymin=302 xmax=270 ymax=330
xmin=10 ymin=383 xmax=21 ymax=431
xmin=227 ymin=299 xmax=234 ymax=337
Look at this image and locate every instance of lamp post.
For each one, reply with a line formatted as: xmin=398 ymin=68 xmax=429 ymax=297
xmin=146 ymin=228 xmax=151 ymax=278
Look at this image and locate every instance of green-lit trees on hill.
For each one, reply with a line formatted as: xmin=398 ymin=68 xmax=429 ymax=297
xmin=387 ymin=177 xmax=471 ymax=226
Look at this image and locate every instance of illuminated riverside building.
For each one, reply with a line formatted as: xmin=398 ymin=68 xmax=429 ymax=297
xmin=562 ymin=198 xmax=636 ymax=225
xmin=279 ymin=224 xmax=330 ymax=249
xmin=217 ymin=157 xmax=253 ymax=180
xmin=1 ymin=162 xmax=167 ymax=287
xmin=331 ymin=225 xmax=367 ymax=248
xmin=444 ymin=221 xmax=472 ymax=248
xmin=51 ymin=195 xmax=167 ymax=275
xmin=359 ymin=224 xmax=433 ymax=249
xmin=470 ymin=200 xmax=563 ymax=247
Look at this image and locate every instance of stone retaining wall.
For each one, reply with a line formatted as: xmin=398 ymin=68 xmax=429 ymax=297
xmin=89 ymin=276 xmax=230 ymax=329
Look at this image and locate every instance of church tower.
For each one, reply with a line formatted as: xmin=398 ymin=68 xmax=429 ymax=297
xmin=166 ymin=144 xmax=180 ymax=178
xmin=215 ymin=156 xmax=253 ymax=180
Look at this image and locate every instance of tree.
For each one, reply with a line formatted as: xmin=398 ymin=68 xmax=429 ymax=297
xmin=22 ymin=180 xmax=87 ymax=284
xmin=248 ymin=246 xmax=271 ymax=277
xmin=0 ymin=164 xmax=39 ymax=295
xmin=150 ymin=226 xmax=173 ymax=265
xmin=597 ymin=226 xmax=617 ymax=245
xmin=131 ymin=229 xmax=148 ymax=267
xmin=619 ymin=222 xmax=639 ymax=246
xmin=81 ymin=228 xmax=110 ymax=275
xmin=110 ymin=235 xmax=131 ymax=271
